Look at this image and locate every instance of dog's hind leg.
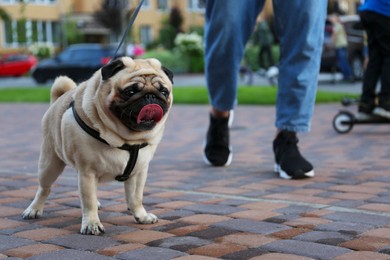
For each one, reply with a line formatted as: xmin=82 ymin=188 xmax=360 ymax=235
xmin=22 ymin=144 xmax=65 ymax=219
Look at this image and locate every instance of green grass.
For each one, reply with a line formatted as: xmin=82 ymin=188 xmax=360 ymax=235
xmin=0 ymin=86 xmax=358 ymax=104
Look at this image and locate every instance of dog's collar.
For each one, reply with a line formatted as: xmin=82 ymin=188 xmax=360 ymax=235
xmin=69 ymin=101 xmax=147 ymax=182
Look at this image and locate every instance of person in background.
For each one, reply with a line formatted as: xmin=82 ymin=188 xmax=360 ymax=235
xmin=357 ymin=0 xmax=390 ymax=119
xmin=256 ymin=16 xmax=275 ymax=70
xmin=329 ymin=13 xmax=355 ymax=83
xmin=203 ymin=0 xmax=327 ymax=179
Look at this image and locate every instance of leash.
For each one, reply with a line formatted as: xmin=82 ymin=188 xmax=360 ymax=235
xmin=111 ymin=0 xmax=145 ymax=62
xmin=70 ymin=101 xmax=147 ymax=182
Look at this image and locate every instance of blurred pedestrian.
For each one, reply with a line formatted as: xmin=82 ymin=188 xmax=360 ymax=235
xmin=357 ymin=0 xmax=390 ymax=119
xmin=329 ymin=13 xmax=355 ymax=82
xmin=256 ymin=16 xmax=275 ymax=69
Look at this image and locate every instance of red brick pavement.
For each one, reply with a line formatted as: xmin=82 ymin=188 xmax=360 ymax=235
xmin=0 ymin=103 xmax=390 ymax=259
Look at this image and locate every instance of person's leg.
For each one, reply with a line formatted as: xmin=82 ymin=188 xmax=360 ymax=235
xmin=272 ymin=0 xmax=327 ymax=179
xmin=205 ymin=0 xmax=264 ymax=114
xmin=336 ymin=47 xmax=354 ymax=81
xmin=204 ymin=0 xmax=264 ymax=166
xmin=259 ymin=46 xmax=266 ymax=69
xmin=369 ymin=12 xmax=390 ymax=117
xmin=265 ymin=45 xmax=275 ymax=68
xmin=359 ymin=11 xmax=383 ymax=115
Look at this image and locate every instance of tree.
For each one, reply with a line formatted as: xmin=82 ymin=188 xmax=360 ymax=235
xmin=0 ymin=8 xmax=11 ymax=22
xmin=169 ymin=6 xmax=183 ymax=34
xmin=93 ymin=0 xmax=129 ymax=42
xmin=158 ymin=6 xmax=184 ymax=50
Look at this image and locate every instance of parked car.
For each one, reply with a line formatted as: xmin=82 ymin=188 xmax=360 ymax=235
xmin=31 ymin=44 xmax=121 ymax=84
xmin=321 ymin=15 xmax=365 ymax=80
xmin=0 ymin=54 xmax=37 ymax=77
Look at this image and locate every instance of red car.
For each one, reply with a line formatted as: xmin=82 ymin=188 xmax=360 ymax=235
xmin=0 ymin=54 xmax=37 ymax=77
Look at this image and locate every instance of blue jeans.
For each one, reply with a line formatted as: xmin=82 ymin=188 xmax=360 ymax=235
xmin=204 ymin=0 xmax=327 ymax=132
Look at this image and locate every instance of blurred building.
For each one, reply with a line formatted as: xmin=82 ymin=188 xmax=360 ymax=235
xmin=0 ymin=0 xmax=360 ymax=55
xmin=0 ymin=0 xmax=208 ymax=54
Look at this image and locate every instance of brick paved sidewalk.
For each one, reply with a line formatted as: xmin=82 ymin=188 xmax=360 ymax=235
xmin=0 ymin=103 xmax=389 ymax=260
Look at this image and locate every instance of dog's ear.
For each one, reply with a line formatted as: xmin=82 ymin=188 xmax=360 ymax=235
xmin=162 ymin=66 xmax=174 ymax=84
xmin=101 ymin=59 xmax=125 ymax=80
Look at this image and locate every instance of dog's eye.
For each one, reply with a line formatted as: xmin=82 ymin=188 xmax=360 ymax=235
xmin=122 ymin=84 xmax=139 ymax=99
xmin=159 ymin=86 xmax=169 ymax=98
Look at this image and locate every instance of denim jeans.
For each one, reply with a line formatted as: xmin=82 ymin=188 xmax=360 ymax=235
xmin=204 ymin=0 xmax=327 ymax=132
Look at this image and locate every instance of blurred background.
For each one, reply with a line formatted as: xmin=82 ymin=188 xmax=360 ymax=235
xmin=0 ymin=0 xmax=365 ymax=84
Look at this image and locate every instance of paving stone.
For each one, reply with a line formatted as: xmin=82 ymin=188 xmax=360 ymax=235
xmin=378 ymin=246 xmax=390 ymax=255
xmin=178 ymin=214 xmax=232 ymax=225
xmin=114 ymin=229 xmax=174 ymax=244
xmin=158 ymin=209 xmax=195 ymax=220
xmin=333 ymin=251 xmax=390 ymax=260
xmin=216 ymin=233 xmax=277 ymax=248
xmin=0 ymin=234 xmax=35 ymax=251
xmin=315 ymin=221 xmax=374 ymax=235
xmin=116 ymin=246 xmax=187 ymax=260
xmin=222 ymin=248 xmax=269 ymax=259
xmin=96 ymin=225 xmax=137 ymax=236
xmin=187 ymin=242 xmax=247 ymax=258
xmin=249 ymin=252 xmax=316 ymax=259
xmin=27 ymin=249 xmax=113 ymax=260
xmin=324 ymin=212 xmax=390 ymax=226
xmin=260 ymin=239 xmax=353 ymax=259
xmin=182 ymin=204 xmax=244 ymax=215
xmin=330 ymin=200 xmax=365 ymax=208
xmin=0 ymin=223 xmax=43 ymax=235
xmin=213 ymin=219 xmax=291 ymax=235
xmin=44 ymin=234 xmax=119 ymax=251
xmin=96 ymin=243 xmax=145 ymax=256
xmin=275 ymin=205 xmax=316 ymax=215
xmin=4 ymin=244 xmax=64 ymax=258
xmin=188 ymin=226 xmax=238 ymax=239
xmin=13 ymin=227 xmax=72 ymax=241
xmin=367 ymin=195 xmax=390 ymax=204
xmin=293 ymin=231 xmax=353 ymax=245
xmin=148 ymin=236 xmax=210 ymax=252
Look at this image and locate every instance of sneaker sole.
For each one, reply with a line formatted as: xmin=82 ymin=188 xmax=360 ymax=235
xmin=373 ymin=107 xmax=390 ymax=119
xmin=274 ymin=164 xmax=315 ymax=180
xmin=202 ymin=148 xmax=233 ymax=167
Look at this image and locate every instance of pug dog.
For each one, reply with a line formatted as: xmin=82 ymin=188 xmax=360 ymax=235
xmin=22 ymin=57 xmax=173 ymax=235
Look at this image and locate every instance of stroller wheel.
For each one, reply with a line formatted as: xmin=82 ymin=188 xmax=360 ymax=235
xmin=333 ymin=111 xmax=354 ymax=134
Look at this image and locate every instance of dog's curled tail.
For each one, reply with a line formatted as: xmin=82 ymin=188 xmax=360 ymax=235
xmin=50 ymin=76 xmax=77 ymax=104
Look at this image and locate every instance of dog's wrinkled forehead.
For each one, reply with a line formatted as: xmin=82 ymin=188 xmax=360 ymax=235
xmin=101 ymin=57 xmax=173 ymax=84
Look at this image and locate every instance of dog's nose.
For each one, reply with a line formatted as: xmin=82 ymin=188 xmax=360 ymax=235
xmin=145 ymin=94 xmax=157 ymax=103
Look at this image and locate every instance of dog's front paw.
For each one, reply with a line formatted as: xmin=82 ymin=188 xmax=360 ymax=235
xmin=80 ymin=221 xmax=105 ymax=235
xmin=134 ymin=212 xmax=158 ymax=224
xmin=22 ymin=207 xmax=43 ymax=219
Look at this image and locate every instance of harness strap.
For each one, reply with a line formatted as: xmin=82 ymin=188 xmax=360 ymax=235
xmin=70 ymin=101 xmax=147 ymax=182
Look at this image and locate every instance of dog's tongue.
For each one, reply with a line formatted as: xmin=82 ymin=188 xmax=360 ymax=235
xmin=137 ymin=104 xmax=163 ymax=124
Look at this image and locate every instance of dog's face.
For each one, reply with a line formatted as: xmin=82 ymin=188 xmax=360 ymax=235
xmin=101 ymin=57 xmax=173 ymax=132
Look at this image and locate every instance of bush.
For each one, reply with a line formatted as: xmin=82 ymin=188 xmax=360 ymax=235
xmin=174 ymin=32 xmax=204 ymax=73
xmin=28 ymin=42 xmax=54 ymax=59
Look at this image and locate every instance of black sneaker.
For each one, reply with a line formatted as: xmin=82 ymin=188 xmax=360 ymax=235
xmin=273 ymin=131 xmax=314 ymax=179
xmin=203 ymin=113 xmax=232 ymax=166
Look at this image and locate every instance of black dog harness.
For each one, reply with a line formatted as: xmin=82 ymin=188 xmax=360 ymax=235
xmin=69 ymin=101 xmax=147 ymax=182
